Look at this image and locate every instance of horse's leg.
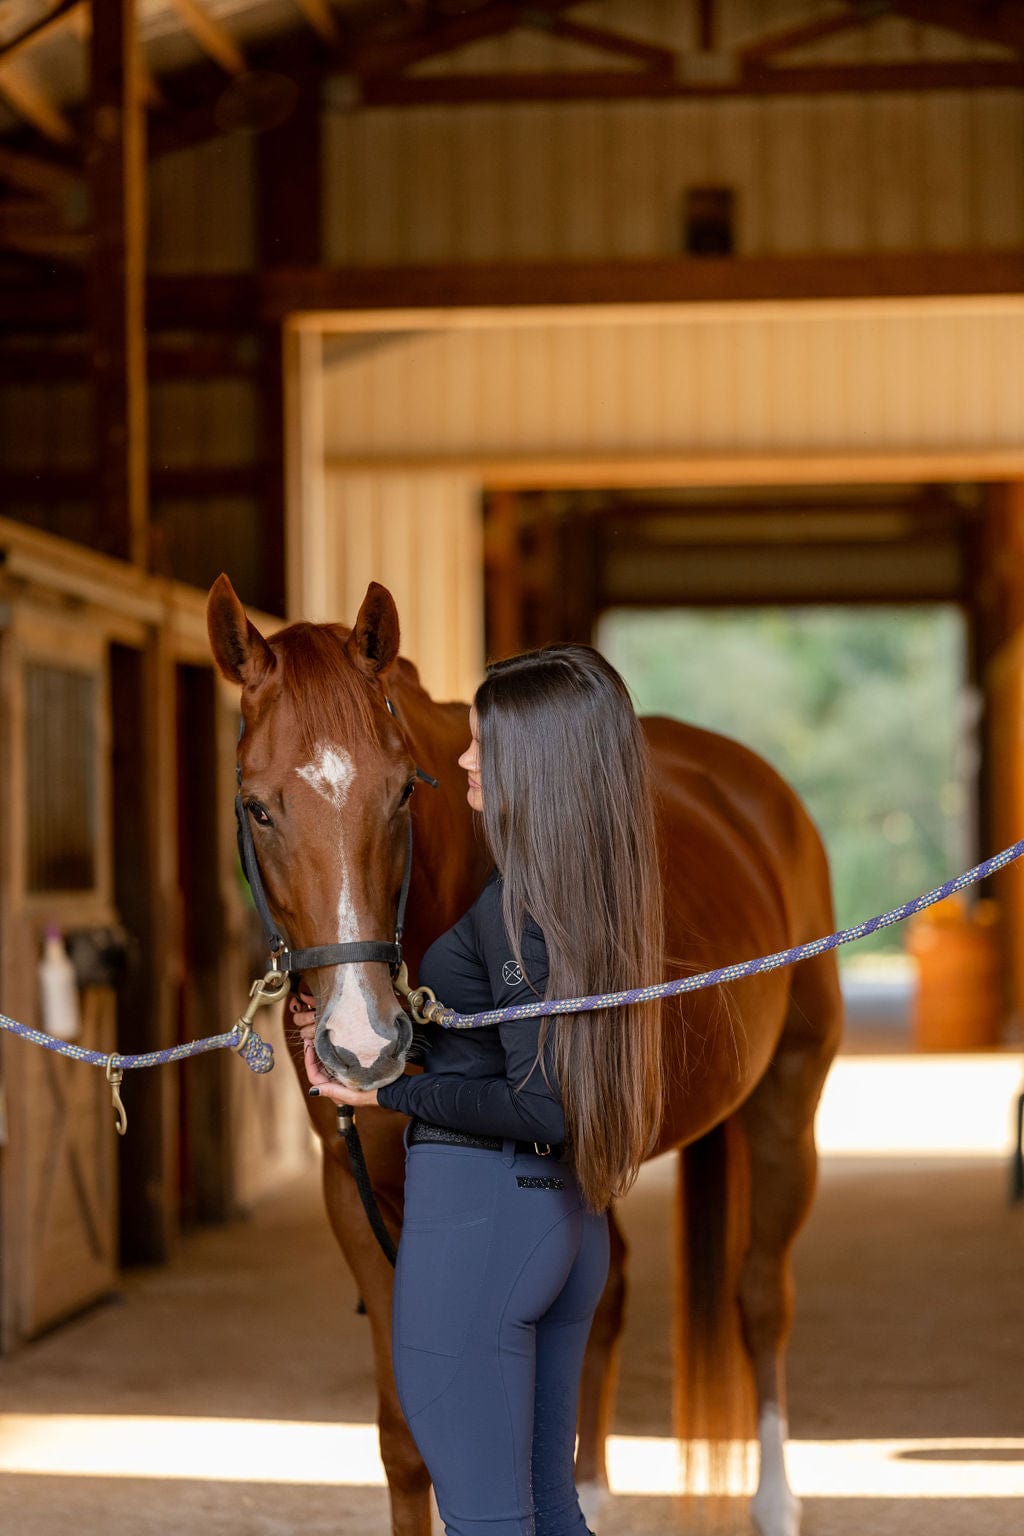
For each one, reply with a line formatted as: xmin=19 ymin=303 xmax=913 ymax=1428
xmin=318 ymin=1115 xmax=433 ymax=1536
xmin=575 ymin=1205 xmax=626 ymax=1526
xmin=284 ymin=1018 xmax=430 ymax=1536
xmin=737 ymin=953 xmax=842 ymax=1536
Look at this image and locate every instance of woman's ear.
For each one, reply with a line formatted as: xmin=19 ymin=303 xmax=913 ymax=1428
xmin=346 ymin=582 xmax=401 ymax=676
xmin=207 ymin=573 xmax=276 ymax=688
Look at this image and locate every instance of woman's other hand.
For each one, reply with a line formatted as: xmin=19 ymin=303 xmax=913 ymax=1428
xmin=303 ymin=1038 xmax=379 ymax=1107
xmin=287 ymin=984 xmax=317 ymax=1041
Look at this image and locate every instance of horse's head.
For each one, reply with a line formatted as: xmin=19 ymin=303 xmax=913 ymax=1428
xmin=207 ymin=574 xmax=417 ymax=1091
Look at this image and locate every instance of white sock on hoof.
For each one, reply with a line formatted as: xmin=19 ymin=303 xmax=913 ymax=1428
xmin=751 ymin=1403 xmax=801 ymax=1536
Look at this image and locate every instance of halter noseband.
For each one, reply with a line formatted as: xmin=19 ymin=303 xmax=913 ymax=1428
xmin=234 ymin=697 xmax=437 ymax=977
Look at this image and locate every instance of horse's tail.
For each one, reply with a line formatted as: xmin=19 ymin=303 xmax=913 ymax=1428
xmin=674 ymin=1117 xmax=757 ymax=1504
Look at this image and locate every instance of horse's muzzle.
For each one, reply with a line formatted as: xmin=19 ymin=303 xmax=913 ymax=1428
xmin=314 ymin=1010 xmax=413 ymax=1091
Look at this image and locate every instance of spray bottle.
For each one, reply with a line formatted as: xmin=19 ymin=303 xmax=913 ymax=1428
xmin=38 ymin=926 xmax=81 ymax=1041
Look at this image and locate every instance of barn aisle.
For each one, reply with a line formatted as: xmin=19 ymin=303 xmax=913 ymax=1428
xmin=0 ymin=1122 xmax=1022 ymax=1536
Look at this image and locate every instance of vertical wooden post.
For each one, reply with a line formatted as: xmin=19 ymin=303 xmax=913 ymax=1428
xmin=559 ymin=508 xmax=600 ymax=645
xmin=284 ymin=325 xmax=327 ymax=620
xmin=485 ymin=490 xmax=524 ymax=659
xmin=88 ymin=0 xmax=148 ymax=567
xmin=257 ymin=88 xmax=322 ymax=617
xmin=979 ymin=481 xmax=1024 ymax=1037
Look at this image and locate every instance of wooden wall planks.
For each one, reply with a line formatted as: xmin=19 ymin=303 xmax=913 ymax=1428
xmin=311 ymin=469 xmax=484 ymax=702
xmin=319 ymin=303 xmax=1024 ymax=461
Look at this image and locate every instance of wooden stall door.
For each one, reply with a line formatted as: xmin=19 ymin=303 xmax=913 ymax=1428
xmin=0 ymin=611 xmax=119 ymax=1349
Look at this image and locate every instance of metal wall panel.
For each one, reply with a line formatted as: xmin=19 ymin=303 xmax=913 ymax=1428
xmin=316 ymin=470 xmax=484 ymax=701
xmin=322 ymin=0 xmax=1024 ymax=266
xmin=148 ymin=136 xmax=255 ymax=273
xmin=321 ymin=304 xmax=1024 ymax=459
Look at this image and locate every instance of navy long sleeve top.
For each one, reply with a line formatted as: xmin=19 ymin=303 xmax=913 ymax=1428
xmin=376 ymin=871 xmax=565 ymax=1144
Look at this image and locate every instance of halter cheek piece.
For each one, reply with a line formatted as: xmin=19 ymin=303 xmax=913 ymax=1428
xmin=235 ymin=697 xmax=438 ymax=978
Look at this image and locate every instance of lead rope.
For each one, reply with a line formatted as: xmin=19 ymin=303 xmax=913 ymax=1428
xmin=0 ymin=970 xmax=281 ymax=1136
xmin=395 ymin=835 xmax=1024 ymax=1031
xmin=336 ymin=1106 xmax=399 ymax=1267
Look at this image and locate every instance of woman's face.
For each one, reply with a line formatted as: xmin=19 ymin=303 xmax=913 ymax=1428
xmin=457 ymin=705 xmax=483 ymax=812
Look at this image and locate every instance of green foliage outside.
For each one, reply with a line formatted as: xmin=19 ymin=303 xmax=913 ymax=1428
xmin=598 ymin=606 xmax=969 ymax=962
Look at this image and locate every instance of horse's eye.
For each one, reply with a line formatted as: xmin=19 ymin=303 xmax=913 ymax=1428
xmin=398 ymin=779 xmax=416 ymax=808
xmin=246 ymin=799 xmax=273 ymax=828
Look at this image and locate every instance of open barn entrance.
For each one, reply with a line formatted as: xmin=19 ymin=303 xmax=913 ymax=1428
xmin=482 ymin=483 xmax=994 ymax=1051
xmin=285 ymin=296 xmax=1024 ymax=1046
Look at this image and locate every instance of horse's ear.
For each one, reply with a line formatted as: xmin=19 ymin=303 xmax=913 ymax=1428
xmin=346 ymin=582 xmax=400 ymax=676
xmin=207 ymin=573 xmax=276 ymax=689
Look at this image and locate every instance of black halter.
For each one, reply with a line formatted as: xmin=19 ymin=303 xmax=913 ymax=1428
xmin=235 ymin=699 xmax=437 ymax=977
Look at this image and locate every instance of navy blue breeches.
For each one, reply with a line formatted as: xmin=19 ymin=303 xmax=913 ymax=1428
xmin=392 ymin=1137 xmax=610 ymax=1536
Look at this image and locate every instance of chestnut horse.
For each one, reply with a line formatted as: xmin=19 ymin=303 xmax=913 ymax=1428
xmin=208 ymin=574 xmax=842 ymax=1536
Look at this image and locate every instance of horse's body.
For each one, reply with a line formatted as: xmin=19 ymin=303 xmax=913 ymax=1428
xmin=209 ymin=577 xmax=842 ymax=1536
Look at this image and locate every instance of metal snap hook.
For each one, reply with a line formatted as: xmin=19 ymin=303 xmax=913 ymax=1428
xmin=105 ymin=1054 xmax=127 ymax=1137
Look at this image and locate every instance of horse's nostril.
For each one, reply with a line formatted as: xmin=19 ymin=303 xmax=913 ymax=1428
xmin=393 ymin=1012 xmax=413 ymax=1056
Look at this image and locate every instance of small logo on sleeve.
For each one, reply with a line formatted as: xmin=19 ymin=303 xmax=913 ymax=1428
xmin=502 ymin=960 xmax=524 ymax=986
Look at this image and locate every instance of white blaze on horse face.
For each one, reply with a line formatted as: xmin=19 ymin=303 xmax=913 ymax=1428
xmin=323 ymin=873 xmax=386 ymax=1072
xmin=296 ymin=748 xmax=389 ymax=1071
xmin=295 ymin=743 xmax=355 ymax=809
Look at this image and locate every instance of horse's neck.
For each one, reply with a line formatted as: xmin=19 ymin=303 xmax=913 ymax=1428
xmin=387 ymin=666 xmax=488 ymax=953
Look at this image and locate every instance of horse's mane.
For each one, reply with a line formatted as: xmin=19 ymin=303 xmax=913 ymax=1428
xmin=269 ymin=621 xmax=382 ymax=757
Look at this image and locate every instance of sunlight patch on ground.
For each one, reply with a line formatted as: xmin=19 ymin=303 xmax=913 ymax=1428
xmin=2 ymin=1416 xmax=1023 ymax=1499
xmin=814 ymin=1055 xmax=1021 ymax=1156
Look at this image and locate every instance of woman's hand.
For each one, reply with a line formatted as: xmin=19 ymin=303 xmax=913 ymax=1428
xmin=286 ymin=986 xmax=317 ymax=1042
xmin=303 ymin=1038 xmax=379 ymax=1107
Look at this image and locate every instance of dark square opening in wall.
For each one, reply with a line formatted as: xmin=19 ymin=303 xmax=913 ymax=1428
xmin=25 ymin=662 xmax=97 ymax=892
xmin=683 ymin=186 xmax=736 ymax=255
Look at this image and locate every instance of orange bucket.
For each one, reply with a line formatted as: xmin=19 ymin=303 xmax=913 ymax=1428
xmin=906 ymin=897 xmax=1003 ymax=1051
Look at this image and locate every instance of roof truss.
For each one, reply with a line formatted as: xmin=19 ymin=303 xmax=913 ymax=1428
xmin=2 ymin=0 xmax=1024 ymax=258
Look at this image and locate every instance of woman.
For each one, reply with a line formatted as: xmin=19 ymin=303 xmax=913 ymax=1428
xmin=300 ymin=644 xmax=664 ymax=1536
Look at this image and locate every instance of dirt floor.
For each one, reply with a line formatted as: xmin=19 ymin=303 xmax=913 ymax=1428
xmin=1 ymin=1126 xmax=1022 ymax=1536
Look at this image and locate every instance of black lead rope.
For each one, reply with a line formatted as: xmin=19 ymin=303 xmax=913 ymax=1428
xmin=336 ymin=1107 xmax=399 ymax=1267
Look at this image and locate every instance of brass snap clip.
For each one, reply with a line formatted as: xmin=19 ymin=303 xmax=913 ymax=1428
xmin=234 ymin=969 xmax=290 ymax=1054
xmin=392 ymin=962 xmax=445 ymax=1026
xmin=105 ymin=1054 xmax=128 ymax=1137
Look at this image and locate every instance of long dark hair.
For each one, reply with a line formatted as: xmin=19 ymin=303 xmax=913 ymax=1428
xmin=476 ymin=644 xmax=663 ymax=1212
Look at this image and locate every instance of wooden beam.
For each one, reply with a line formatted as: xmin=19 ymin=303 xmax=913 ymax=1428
xmin=325 ymin=449 xmax=1024 ymax=492
xmin=164 ymin=0 xmax=246 ymax=76
xmin=360 ymin=56 xmax=1024 ymax=107
xmin=697 ymin=0 xmax=715 ymax=53
xmin=887 ymin=0 xmax=1024 ymax=53
xmin=0 ymin=198 xmax=89 ymax=261
xmin=71 ymin=1 xmax=166 ymax=109
xmin=0 ymin=146 xmax=82 ymax=203
xmin=484 ymin=490 xmax=525 ymax=660
xmin=290 ymin=0 xmax=342 ymax=49
xmin=736 ymin=4 xmax=869 ymax=61
xmin=256 ymin=83 xmax=320 ymax=616
xmin=283 ymin=325 xmax=325 ymax=620
xmin=0 ymin=0 xmax=88 ymax=67
xmin=256 ymin=85 xmax=321 ymax=267
xmin=355 ymin=2 xmax=533 ymax=77
xmin=3 ymin=466 xmax=263 ymax=499
xmin=6 ymin=252 xmax=1024 ymax=335
xmin=0 ymin=337 xmax=259 ymax=382
xmin=522 ymin=14 xmax=675 ymax=73
xmin=89 ymin=0 xmax=148 ymax=565
xmin=151 ymin=466 xmax=262 ymax=497
xmin=0 ymin=61 xmax=76 ymax=144
xmin=0 ymin=271 xmax=262 ymax=331
xmin=263 ymin=251 xmax=1024 ymax=321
